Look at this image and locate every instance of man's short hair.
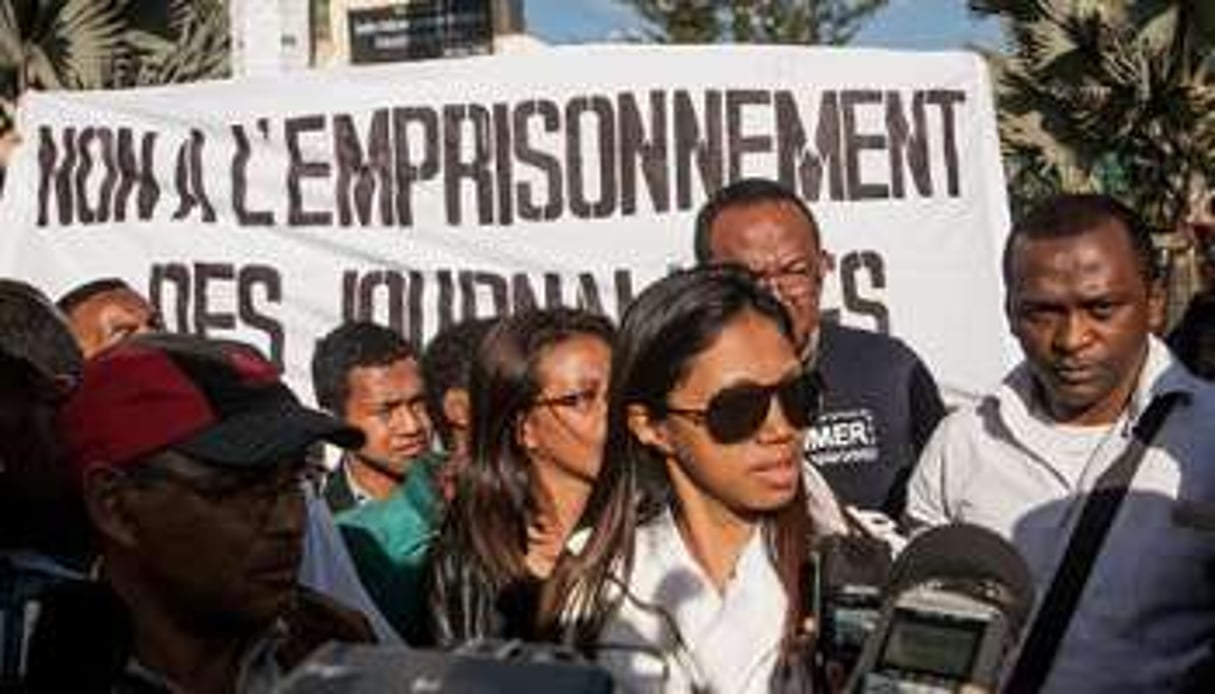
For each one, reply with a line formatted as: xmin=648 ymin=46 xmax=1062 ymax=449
xmin=311 ymin=322 xmax=416 ymax=415
xmin=0 ymin=279 xmax=82 ymax=383
xmin=421 ymin=317 xmax=496 ymax=450
xmin=1004 ymin=193 xmax=1159 ymax=286
xmin=693 ymin=177 xmax=820 ymax=264
xmin=56 ymin=278 xmax=134 ymax=315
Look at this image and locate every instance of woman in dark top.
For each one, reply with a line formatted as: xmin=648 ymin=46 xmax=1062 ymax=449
xmin=428 ymin=307 xmax=614 ymax=645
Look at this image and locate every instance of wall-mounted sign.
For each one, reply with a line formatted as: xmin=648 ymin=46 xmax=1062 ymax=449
xmin=347 ymin=0 xmax=491 ymax=64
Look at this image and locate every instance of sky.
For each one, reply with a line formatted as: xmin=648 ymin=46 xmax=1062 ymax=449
xmin=524 ymin=0 xmax=1005 ymax=51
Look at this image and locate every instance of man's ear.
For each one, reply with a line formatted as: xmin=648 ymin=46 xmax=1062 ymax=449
xmin=442 ymin=388 xmax=471 ymax=432
xmin=82 ymin=465 xmax=139 ymax=550
xmin=627 ymin=404 xmax=673 ymax=457
xmin=1004 ymin=290 xmax=1022 ymax=340
xmin=1147 ymin=279 xmax=1167 ymax=335
xmin=818 ymin=249 xmax=835 ymax=278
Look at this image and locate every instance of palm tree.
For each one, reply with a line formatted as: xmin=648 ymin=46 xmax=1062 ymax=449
xmin=118 ymin=0 xmax=229 ymax=87
xmin=0 ymin=0 xmax=228 ymax=97
xmin=0 ymin=0 xmax=129 ymax=94
xmin=620 ymin=0 xmax=888 ymax=45
xmin=972 ymin=0 xmax=1215 ymax=232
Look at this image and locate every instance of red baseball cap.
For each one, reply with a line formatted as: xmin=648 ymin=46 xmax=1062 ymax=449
xmin=59 ymin=333 xmax=363 ymax=476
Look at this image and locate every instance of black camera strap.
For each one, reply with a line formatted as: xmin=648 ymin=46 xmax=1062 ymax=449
xmin=1003 ymin=391 xmax=1186 ymax=693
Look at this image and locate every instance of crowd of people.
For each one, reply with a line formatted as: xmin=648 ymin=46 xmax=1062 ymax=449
xmin=2 ymin=177 xmax=1214 ymax=693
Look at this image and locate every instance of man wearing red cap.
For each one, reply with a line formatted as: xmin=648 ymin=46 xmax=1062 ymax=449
xmin=54 ymin=333 xmax=373 ymax=693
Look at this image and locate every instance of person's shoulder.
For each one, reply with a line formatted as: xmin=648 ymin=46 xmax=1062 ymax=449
xmin=1173 ymin=372 xmax=1215 ymax=429
xmin=925 ymin=394 xmax=993 ymax=447
xmin=280 ymin=585 xmax=376 ymax=668
xmin=820 ymin=322 xmax=925 ymax=364
xmin=335 ymin=486 xmax=419 ymax=536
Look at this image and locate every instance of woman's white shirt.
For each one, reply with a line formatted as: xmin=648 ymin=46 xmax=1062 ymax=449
xmin=595 ymin=510 xmax=787 ymax=693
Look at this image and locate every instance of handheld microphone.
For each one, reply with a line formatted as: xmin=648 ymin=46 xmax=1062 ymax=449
xmin=844 ymin=523 xmax=1034 ymax=693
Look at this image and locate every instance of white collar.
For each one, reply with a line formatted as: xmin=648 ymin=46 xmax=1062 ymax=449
xmin=996 ymin=336 xmax=1192 ymax=453
xmin=622 ymin=511 xmax=787 ymax=692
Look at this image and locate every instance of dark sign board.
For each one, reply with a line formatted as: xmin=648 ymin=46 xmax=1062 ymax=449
xmin=348 ymin=1 xmax=492 ymax=64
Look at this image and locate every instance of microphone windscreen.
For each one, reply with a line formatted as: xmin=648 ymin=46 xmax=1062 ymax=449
xmin=890 ymin=523 xmax=1035 ymax=632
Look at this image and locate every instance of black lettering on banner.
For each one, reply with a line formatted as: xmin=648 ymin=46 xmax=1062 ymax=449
xmin=344 ymin=267 xmax=633 ymax=342
xmin=74 ymin=127 xmax=118 ymax=224
xmin=459 ymin=270 xmax=509 ymax=318
xmin=73 ymin=127 xmax=100 ymax=224
xmin=407 ymin=269 xmax=425 ymax=345
xmin=194 ymin=262 xmax=237 ymax=335
xmin=841 ymin=90 xmax=888 ymax=201
xmin=149 ymin=263 xmax=192 ymax=333
xmin=231 ymin=121 xmax=275 ymax=226
xmin=392 ymin=106 xmax=440 ymax=228
xmin=172 ymin=129 xmax=216 ymax=222
xmin=543 ymin=273 xmax=563 ymax=309
xmin=37 ymin=126 xmax=72 ymax=226
xmin=566 ymin=95 xmax=616 ymax=219
xmin=885 ymin=91 xmax=932 ymax=198
xmin=238 ymin=265 xmax=285 ymax=368
xmin=285 ymin=114 xmax=333 ymax=226
xmin=334 ymin=109 xmax=393 ymax=226
xmin=618 ymin=91 xmax=670 ymax=216
xmin=613 ymin=268 xmax=635 ymax=308
xmin=114 ymin=128 xmax=160 ymax=222
xmin=674 ymin=89 xmax=723 ymax=210
xmin=840 ymin=250 xmax=889 ymax=334
xmin=574 ymin=273 xmax=605 ymax=314
xmin=925 ymin=90 xmax=964 ymax=197
xmin=354 ymin=270 xmax=407 ymax=336
xmin=511 ymin=272 xmax=540 ymax=312
xmin=31 ymin=86 xmax=974 ymax=231
xmin=443 ymin=104 xmax=493 ymax=225
xmin=726 ymin=90 xmax=772 ymax=182
xmin=774 ymin=91 xmax=844 ymax=202
xmin=341 ymin=270 xmax=358 ymax=324
xmin=151 ymin=263 xmax=283 ymax=366
xmin=436 ymin=269 xmax=456 ymax=332
xmin=513 ymin=99 xmax=563 ymax=221
xmin=492 ymin=103 xmax=513 ymax=225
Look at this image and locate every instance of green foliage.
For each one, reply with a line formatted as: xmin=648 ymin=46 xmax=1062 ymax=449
xmin=117 ymin=0 xmax=229 ymax=87
xmin=0 ymin=0 xmax=229 ymax=113
xmin=973 ymin=0 xmax=1215 ymax=231
xmin=622 ymin=0 xmax=888 ymax=45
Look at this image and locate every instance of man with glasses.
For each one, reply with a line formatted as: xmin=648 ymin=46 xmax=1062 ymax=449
xmin=695 ymin=178 xmax=945 ymax=520
xmin=50 ymin=333 xmax=373 ymax=692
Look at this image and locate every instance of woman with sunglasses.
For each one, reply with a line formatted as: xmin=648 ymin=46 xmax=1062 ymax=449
xmin=428 ymin=307 xmax=614 ymax=645
xmin=540 ymin=265 xmax=834 ymax=692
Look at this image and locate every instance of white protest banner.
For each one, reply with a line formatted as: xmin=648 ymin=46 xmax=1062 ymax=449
xmin=0 ymin=45 xmax=1015 ymax=402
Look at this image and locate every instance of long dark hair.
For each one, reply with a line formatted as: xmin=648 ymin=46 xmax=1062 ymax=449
xmin=540 ymin=265 xmax=817 ymax=668
xmin=429 ymin=307 xmax=614 ymax=641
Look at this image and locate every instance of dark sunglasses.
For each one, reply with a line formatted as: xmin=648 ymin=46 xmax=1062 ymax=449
xmin=664 ymin=370 xmax=822 ymax=444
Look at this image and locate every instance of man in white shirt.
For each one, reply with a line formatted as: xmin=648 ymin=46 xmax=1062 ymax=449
xmin=907 ymin=193 xmax=1215 ymax=692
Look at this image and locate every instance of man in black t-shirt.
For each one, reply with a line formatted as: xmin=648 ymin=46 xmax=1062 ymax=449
xmin=695 ymin=178 xmax=946 ymax=518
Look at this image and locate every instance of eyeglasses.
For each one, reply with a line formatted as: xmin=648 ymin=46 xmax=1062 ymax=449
xmin=753 ymin=254 xmax=830 ymax=299
xmin=664 ymin=371 xmax=822 ymax=444
xmin=532 ymin=387 xmax=606 ymax=415
xmin=129 ymin=461 xmax=318 ymax=521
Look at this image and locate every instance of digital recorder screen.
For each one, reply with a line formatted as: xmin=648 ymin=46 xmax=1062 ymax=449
xmin=877 ymin=609 xmax=986 ymax=679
